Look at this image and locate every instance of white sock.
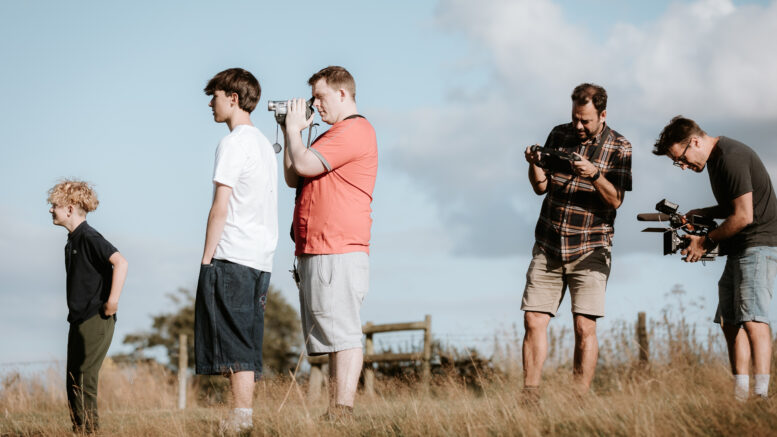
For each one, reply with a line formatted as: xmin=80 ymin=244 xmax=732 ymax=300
xmin=734 ymin=374 xmax=749 ymax=401
xmin=232 ymin=408 xmax=253 ymax=427
xmin=754 ymin=374 xmax=770 ymax=398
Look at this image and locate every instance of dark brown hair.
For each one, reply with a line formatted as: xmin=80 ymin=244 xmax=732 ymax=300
xmin=653 ymin=116 xmax=706 ymax=156
xmin=204 ymin=68 xmax=261 ymax=113
xmin=308 ymin=66 xmax=356 ymax=100
xmin=571 ymin=83 xmax=607 ymax=114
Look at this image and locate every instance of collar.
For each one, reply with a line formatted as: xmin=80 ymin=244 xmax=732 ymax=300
xmin=68 ymin=221 xmax=89 ymax=241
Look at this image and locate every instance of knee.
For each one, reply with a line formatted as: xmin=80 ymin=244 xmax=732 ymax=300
xmin=574 ymin=316 xmax=597 ymax=339
xmin=524 ymin=312 xmax=550 ymax=333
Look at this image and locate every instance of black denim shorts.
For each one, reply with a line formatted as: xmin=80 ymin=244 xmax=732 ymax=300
xmin=194 ymin=259 xmax=270 ymax=380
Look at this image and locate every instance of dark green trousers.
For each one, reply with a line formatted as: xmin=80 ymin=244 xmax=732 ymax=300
xmin=66 ymin=312 xmax=115 ymax=432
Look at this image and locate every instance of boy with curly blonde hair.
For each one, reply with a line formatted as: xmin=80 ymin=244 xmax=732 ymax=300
xmin=47 ymin=179 xmax=128 ymax=434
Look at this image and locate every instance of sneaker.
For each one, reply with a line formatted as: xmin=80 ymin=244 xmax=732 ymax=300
xmin=218 ymin=414 xmax=253 ymax=436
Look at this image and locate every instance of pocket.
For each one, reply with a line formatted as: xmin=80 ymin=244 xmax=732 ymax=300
xmin=347 ymin=254 xmax=370 ymax=303
xmin=219 ymin=263 xmax=253 ymax=312
xmin=316 ymin=255 xmax=335 ymax=287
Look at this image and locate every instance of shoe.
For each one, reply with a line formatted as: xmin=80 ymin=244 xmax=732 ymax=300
xmin=519 ymin=386 xmax=540 ymax=407
xmin=320 ymin=404 xmax=355 ymax=425
xmin=218 ymin=416 xmax=253 ymax=436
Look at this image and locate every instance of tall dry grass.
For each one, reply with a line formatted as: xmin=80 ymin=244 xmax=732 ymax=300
xmin=2 ymin=311 xmax=776 ymax=436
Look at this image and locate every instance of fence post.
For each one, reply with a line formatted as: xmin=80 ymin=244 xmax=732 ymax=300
xmin=178 ymin=334 xmax=187 ymax=410
xmin=422 ymin=315 xmax=432 ymax=385
xmin=637 ymin=312 xmax=649 ymax=365
xmin=364 ymin=322 xmax=375 ymax=396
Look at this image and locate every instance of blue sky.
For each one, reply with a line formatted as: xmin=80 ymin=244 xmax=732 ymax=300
xmin=1 ymin=0 xmax=776 ymax=368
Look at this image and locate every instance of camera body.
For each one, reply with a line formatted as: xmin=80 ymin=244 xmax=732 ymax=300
xmin=638 ymin=199 xmax=719 ymax=261
xmin=529 ymin=144 xmax=581 ymax=174
xmin=268 ymin=98 xmax=314 ymax=125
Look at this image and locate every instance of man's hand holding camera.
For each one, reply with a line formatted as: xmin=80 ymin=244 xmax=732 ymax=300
xmin=283 ymin=98 xmax=314 ymax=133
xmin=681 ymin=234 xmax=708 ymax=263
xmin=524 ymin=145 xmax=543 ymax=166
xmin=571 ymin=153 xmax=600 ymax=180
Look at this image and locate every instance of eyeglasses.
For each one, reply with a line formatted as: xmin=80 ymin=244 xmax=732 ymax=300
xmin=672 ymin=137 xmax=693 ymax=168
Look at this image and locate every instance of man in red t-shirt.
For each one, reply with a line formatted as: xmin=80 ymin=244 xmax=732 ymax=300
xmin=283 ymin=66 xmax=378 ymax=419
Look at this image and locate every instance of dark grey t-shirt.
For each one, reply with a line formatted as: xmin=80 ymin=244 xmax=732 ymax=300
xmin=707 ymin=136 xmax=777 ymax=255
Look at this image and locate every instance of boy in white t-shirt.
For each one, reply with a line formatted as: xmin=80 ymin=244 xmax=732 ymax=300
xmin=195 ymin=68 xmax=278 ymax=434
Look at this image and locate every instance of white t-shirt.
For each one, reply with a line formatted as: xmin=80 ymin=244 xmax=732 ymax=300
xmin=212 ymin=124 xmax=278 ymax=272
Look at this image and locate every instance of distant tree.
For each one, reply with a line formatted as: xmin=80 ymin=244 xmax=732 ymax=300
xmin=121 ymin=285 xmax=302 ymax=376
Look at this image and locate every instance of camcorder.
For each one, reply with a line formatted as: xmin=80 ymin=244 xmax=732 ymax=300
xmin=637 ymin=199 xmax=719 ymax=261
xmin=267 ymin=98 xmax=314 ymax=125
xmin=529 ymin=144 xmax=581 ymax=173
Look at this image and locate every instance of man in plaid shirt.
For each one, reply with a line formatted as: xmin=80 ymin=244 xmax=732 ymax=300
xmin=521 ymin=83 xmax=632 ymax=397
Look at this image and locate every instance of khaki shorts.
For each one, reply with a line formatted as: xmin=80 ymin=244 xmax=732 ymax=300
xmin=521 ymin=243 xmax=611 ymax=317
xmin=298 ymin=252 xmax=369 ymax=355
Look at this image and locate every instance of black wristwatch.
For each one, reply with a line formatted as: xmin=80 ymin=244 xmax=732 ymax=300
xmin=590 ymin=169 xmax=601 ymax=182
xmin=703 ymin=235 xmax=717 ymax=251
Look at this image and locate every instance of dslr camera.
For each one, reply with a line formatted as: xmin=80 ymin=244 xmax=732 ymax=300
xmin=637 ymin=199 xmax=719 ymax=261
xmin=267 ymin=98 xmax=314 ymax=125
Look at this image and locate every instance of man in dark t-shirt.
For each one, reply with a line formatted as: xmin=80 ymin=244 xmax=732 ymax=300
xmin=48 ymin=180 xmax=128 ymax=433
xmin=653 ymin=116 xmax=777 ymax=401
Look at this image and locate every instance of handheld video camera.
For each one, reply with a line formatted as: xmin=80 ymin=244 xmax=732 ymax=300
xmin=637 ymin=199 xmax=719 ymax=261
xmin=267 ymin=98 xmax=314 ymax=125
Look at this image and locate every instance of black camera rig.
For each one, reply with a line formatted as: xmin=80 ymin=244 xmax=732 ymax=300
xmin=637 ymin=199 xmax=719 ymax=261
xmin=529 ymin=145 xmax=581 ymax=169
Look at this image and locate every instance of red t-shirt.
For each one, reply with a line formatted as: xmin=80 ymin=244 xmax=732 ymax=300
xmin=293 ymin=116 xmax=378 ymax=255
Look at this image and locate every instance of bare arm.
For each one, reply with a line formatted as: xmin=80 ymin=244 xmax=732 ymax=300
xmin=281 ymin=125 xmax=300 ymax=188
xmin=201 ymin=183 xmax=232 ymax=265
xmin=284 ymin=98 xmax=327 ymax=178
xmin=686 ymin=205 xmax=728 ymax=219
xmin=524 ymin=145 xmax=548 ymax=195
xmin=102 ymin=252 xmax=128 ymax=316
xmin=683 ymin=192 xmax=753 ymax=262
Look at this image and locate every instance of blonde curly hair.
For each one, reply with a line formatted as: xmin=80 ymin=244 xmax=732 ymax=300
xmin=47 ymin=179 xmax=99 ymax=213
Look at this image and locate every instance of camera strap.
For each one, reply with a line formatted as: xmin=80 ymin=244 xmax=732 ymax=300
xmin=586 ymin=125 xmax=611 ymax=164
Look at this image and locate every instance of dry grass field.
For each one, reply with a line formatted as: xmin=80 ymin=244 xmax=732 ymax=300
xmin=2 ymin=313 xmax=777 ymax=436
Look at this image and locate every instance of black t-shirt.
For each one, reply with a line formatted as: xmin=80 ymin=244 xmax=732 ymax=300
xmin=707 ymin=136 xmax=777 ymax=254
xmin=64 ymin=221 xmax=118 ymax=324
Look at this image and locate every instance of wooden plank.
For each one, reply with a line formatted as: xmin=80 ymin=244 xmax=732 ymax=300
xmin=363 ymin=321 xmax=427 ymax=334
xmin=364 ymin=352 xmax=423 ymax=363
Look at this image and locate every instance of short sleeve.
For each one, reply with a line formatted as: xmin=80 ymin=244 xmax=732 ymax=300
xmin=718 ymin=154 xmax=754 ymax=200
xmin=86 ymin=232 xmax=118 ymax=266
xmin=213 ymin=139 xmax=247 ymax=187
xmin=311 ymin=122 xmax=366 ymax=172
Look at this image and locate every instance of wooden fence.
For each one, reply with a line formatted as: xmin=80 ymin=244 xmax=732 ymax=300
xmin=307 ymin=314 xmax=432 ymax=398
xmin=175 ymin=312 xmax=649 ymax=406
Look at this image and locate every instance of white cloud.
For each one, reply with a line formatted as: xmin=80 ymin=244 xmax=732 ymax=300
xmin=386 ymin=0 xmax=777 ymax=256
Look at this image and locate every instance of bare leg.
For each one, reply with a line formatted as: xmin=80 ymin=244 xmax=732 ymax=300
xmin=722 ymin=324 xmax=751 ymax=374
xmin=743 ymin=321 xmax=772 ymax=375
xmin=573 ymin=313 xmax=598 ymax=391
xmin=523 ymin=311 xmax=551 ymax=387
xmin=327 ymin=355 xmax=337 ymax=410
xmin=229 ymin=371 xmax=255 ymax=409
xmin=330 ymin=348 xmax=363 ymax=407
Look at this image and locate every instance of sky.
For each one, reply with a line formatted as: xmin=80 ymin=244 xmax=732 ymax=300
xmin=1 ymin=0 xmax=776 ymax=370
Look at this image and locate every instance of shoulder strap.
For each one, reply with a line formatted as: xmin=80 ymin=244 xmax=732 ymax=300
xmin=588 ymin=125 xmax=611 ymax=163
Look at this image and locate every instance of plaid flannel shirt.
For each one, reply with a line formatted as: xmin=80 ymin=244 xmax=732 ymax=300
xmin=534 ymin=122 xmax=632 ymax=262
